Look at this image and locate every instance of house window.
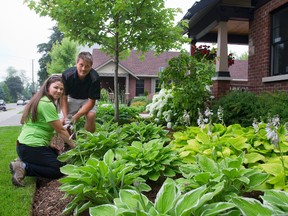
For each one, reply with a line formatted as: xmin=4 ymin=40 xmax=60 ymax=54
xmin=155 ymin=79 xmax=161 ymax=93
xmin=271 ymin=5 xmax=288 ymax=76
xmin=136 ymin=79 xmax=144 ymax=96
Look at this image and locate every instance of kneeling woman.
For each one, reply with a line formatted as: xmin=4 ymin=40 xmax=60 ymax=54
xmin=10 ymin=75 xmax=75 ymax=187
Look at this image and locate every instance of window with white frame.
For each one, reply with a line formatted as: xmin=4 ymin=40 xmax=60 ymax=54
xmin=271 ymin=5 xmax=288 ymax=76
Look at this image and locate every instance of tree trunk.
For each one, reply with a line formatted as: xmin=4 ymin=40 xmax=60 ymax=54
xmin=114 ymin=31 xmax=120 ymax=122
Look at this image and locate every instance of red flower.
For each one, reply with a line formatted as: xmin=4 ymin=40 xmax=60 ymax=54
xmin=192 ymin=45 xmax=235 ymax=67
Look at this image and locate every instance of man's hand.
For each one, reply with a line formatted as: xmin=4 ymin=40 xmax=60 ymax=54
xmin=71 ymin=113 xmax=81 ymax=123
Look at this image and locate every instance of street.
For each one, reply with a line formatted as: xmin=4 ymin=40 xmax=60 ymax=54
xmin=0 ymin=103 xmax=25 ymax=127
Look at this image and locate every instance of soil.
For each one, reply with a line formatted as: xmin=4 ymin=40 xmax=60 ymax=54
xmin=32 ymin=178 xmax=72 ymax=216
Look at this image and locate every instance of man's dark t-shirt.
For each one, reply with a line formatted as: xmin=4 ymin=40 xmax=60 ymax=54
xmin=62 ymin=67 xmax=100 ymax=100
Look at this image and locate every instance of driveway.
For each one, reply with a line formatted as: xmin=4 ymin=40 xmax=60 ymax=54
xmin=0 ymin=103 xmax=25 ymax=127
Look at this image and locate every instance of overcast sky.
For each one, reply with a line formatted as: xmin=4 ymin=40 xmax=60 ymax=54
xmin=0 ymin=0 xmax=246 ymax=82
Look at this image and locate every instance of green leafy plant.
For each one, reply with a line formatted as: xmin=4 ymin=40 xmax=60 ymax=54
xmin=116 ymin=139 xmax=181 ymax=181
xmin=97 ymin=104 xmax=140 ymax=125
xmin=232 ymin=190 xmax=288 ymax=216
xmin=59 ymin=150 xmax=150 ymax=215
xmin=148 ymin=51 xmax=215 ymax=128
xmin=211 ymin=90 xmax=288 ymax=127
xmin=176 ymin=154 xmax=269 ymax=201
xmin=121 ymin=121 xmax=170 ymax=144
xmin=171 ymin=111 xmax=288 ymax=191
xmin=89 ymin=178 xmax=236 ymax=216
xmin=58 ymin=122 xmax=128 ymax=165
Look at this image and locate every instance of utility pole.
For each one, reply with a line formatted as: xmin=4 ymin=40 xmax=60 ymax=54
xmin=32 ymin=59 xmax=35 ymax=95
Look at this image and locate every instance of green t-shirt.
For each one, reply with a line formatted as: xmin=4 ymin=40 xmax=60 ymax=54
xmin=18 ymin=96 xmax=60 ymax=147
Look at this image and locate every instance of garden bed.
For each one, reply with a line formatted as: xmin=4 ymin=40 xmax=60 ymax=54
xmin=32 ymin=177 xmax=162 ymax=216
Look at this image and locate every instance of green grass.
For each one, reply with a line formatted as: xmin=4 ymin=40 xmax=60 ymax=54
xmin=0 ymin=126 xmax=36 ymax=216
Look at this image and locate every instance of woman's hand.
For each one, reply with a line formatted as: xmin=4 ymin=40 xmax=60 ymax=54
xmin=49 ymin=135 xmax=65 ymax=154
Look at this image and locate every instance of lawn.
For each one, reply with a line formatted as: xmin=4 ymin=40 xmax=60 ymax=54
xmin=0 ymin=126 xmax=36 ymax=216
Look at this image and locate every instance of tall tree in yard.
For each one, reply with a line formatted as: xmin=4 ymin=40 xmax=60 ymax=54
xmin=37 ymin=25 xmax=64 ymax=85
xmin=25 ymin=0 xmax=188 ymax=122
xmin=47 ymin=38 xmax=78 ymax=75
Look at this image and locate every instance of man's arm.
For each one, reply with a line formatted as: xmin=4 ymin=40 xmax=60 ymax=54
xmin=71 ymin=98 xmax=95 ymax=122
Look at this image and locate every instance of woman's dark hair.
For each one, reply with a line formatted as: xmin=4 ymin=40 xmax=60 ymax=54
xmin=21 ymin=75 xmax=63 ymax=124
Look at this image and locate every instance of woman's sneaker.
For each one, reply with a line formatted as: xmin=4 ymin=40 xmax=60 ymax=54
xmin=9 ymin=160 xmax=26 ymax=187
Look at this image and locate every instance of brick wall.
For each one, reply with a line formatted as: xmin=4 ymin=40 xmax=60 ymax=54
xmin=248 ymin=0 xmax=288 ymax=94
xmin=212 ymin=80 xmax=231 ymax=99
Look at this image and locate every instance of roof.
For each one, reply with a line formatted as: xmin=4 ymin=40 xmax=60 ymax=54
xmin=229 ymin=60 xmax=248 ymax=80
xmin=181 ymin=0 xmax=256 ymax=44
xmin=92 ymin=49 xmax=180 ymax=77
xmin=92 ymin=48 xmax=247 ymax=80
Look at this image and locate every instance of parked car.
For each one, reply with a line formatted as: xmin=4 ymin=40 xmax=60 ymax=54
xmin=0 ymin=101 xmax=6 ymax=111
xmin=17 ymin=99 xmax=25 ymax=105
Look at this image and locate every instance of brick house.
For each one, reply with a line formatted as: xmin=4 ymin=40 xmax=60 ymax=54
xmin=92 ymin=49 xmax=180 ymax=101
xmin=183 ymin=0 xmax=288 ymax=98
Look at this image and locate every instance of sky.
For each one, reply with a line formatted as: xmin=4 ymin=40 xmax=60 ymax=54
xmin=0 ymin=0 xmax=247 ymax=82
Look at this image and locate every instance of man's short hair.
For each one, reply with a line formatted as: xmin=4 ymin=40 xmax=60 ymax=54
xmin=77 ymin=52 xmax=93 ymax=65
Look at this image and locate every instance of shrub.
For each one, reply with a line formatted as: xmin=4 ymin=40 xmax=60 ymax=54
xmin=129 ymin=96 xmax=151 ymax=113
xmin=99 ymin=89 xmax=111 ymax=104
xmin=211 ymin=90 xmax=288 ymax=127
xmin=211 ymin=90 xmax=261 ymax=127
xmin=96 ymin=104 xmax=140 ymax=125
xmin=147 ymin=51 xmax=215 ymax=128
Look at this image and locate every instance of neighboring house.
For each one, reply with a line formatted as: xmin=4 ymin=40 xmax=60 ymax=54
xmin=92 ymin=49 xmax=180 ymax=101
xmin=183 ymin=0 xmax=288 ymax=98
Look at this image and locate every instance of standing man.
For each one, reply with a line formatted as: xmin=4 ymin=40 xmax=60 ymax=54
xmin=61 ymin=52 xmax=100 ymax=133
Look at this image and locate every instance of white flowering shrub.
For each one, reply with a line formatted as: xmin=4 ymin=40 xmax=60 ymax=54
xmin=147 ymin=51 xmax=215 ymax=128
xmin=146 ymin=88 xmax=174 ymax=128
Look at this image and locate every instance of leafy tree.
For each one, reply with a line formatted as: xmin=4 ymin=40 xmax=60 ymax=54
xmin=1 ymin=82 xmax=11 ymax=102
xmin=22 ymin=83 xmax=33 ymax=100
xmin=25 ymin=0 xmax=188 ymax=122
xmin=0 ymin=83 xmax=6 ymax=100
xmin=5 ymin=76 xmax=24 ymax=101
xmin=47 ymin=38 xmax=78 ymax=75
xmin=4 ymin=67 xmax=26 ymax=101
xmin=238 ymin=51 xmax=249 ymax=60
xmin=37 ymin=25 xmax=64 ymax=84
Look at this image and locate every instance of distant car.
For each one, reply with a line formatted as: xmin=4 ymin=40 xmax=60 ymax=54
xmin=17 ymin=99 xmax=25 ymax=105
xmin=24 ymin=99 xmax=30 ymax=105
xmin=0 ymin=100 xmax=6 ymax=111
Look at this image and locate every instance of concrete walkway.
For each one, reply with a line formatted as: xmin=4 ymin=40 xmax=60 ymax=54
xmin=0 ymin=104 xmax=24 ymax=127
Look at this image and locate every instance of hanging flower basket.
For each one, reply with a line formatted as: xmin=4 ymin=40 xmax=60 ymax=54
xmin=192 ymin=45 xmax=235 ymax=67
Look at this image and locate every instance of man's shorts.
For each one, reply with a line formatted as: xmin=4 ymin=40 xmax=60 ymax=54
xmin=67 ymin=96 xmax=97 ymax=118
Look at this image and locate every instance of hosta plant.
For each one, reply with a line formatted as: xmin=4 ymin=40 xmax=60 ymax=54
xmin=89 ymin=178 xmax=288 ymax=216
xmin=171 ymin=120 xmax=288 ymax=191
xmin=58 ymin=122 xmax=128 ymax=165
xmin=121 ymin=121 xmax=170 ymax=144
xmin=115 ymin=139 xmax=181 ymax=181
xmin=59 ymin=150 xmax=150 ymax=215
xmin=89 ymin=178 xmax=236 ymax=216
xmin=232 ymin=190 xmax=288 ymax=216
xmin=176 ymin=154 xmax=269 ymax=201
